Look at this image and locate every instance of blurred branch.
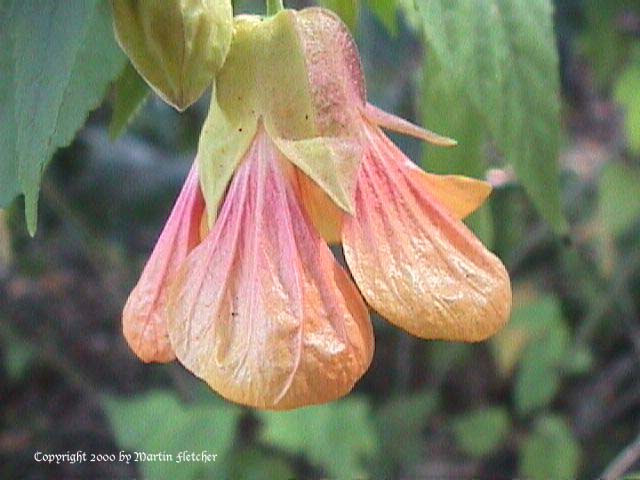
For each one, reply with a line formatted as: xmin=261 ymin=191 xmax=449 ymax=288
xmin=602 ymin=430 xmax=640 ymax=480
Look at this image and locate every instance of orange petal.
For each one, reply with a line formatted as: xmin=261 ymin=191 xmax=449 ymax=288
xmin=295 ymin=169 xmax=344 ymax=244
xmin=123 ymin=162 xmax=205 ymax=363
xmin=167 ymin=129 xmax=373 ymax=410
xmin=343 ymin=124 xmax=511 ymax=342
xmin=405 ymin=163 xmax=492 ymax=219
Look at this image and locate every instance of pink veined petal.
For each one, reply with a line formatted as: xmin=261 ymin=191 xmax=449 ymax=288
xmin=123 ymin=162 xmax=205 ymax=363
xmin=166 ymin=128 xmax=374 ymax=410
xmin=342 ymin=122 xmax=511 ymax=342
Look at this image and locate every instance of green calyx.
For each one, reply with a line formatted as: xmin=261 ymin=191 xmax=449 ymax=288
xmin=198 ymin=8 xmax=367 ymax=227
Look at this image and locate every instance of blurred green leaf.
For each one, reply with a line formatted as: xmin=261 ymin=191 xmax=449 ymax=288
xmin=427 ymin=341 xmax=472 ymax=379
xmin=520 ymin=415 xmax=581 ymax=480
xmin=422 ymin=56 xmax=495 ymax=246
xmin=599 ymin=162 xmax=640 ymax=236
xmin=515 ymin=363 xmax=561 ymax=415
xmin=318 ymin=0 xmax=360 ymax=31
xmin=0 ymin=2 xmax=19 ymax=208
xmin=614 ymin=53 xmax=640 ymax=154
xmin=374 ymin=391 xmax=439 ymax=474
xmin=227 ymin=448 xmax=295 ymax=480
xmin=452 ymin=406 xmax=511 ymax=458
xmin=417 ymin=0 xmax=567 ymax=234
xmin=563 ymin=346 xmax=594 ymax=376
xmin=0 ymin=0 xmax=126 ymax=234
xmin=491 ymin=295 xmax=571 ymax=414
xmin=259 ymin=397 xmax=377 ymax=478
xmin=103 ymin=391 xmax=241 ymax=480
xmin=365 ymin=0 xmax=398 ymax=35
xmin=109 ymin=62 xmax=151 ymax=140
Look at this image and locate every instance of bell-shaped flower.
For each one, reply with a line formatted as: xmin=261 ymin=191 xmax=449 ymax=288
xmin=123 ymin=7 xmax=511 ymax=410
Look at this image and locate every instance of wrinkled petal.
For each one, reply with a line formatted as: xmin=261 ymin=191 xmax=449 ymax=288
xmin=343 ymin=123 xmax=511 ymax=342
xmin=123 ymin=162 xmax=205 ymax=362
xmin=167 ymin=128 xmax=373 ymax=410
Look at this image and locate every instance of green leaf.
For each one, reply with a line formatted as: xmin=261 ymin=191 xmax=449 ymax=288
xmin=614 ymin=52 xmax=640 ymax=154
xmin=109 ymin=62 xmax=151 ymax=140
xmin=103 ymin=391 xmax=241 ymax=480
xmin=520 ymin=415 xmax=581 ymax=480
xmin=514 ymin=363 xmax=561 ymax=415
xmin=496 ymin=296 xmax=570 ymax=415
xmin=452 ymin=406 xmax=511 ymax=458
xmin=599 ymin=162 xmax=640 ymax=236
xmin=422 ymin=56 xmax=495 ymax=246
xmin=0 ymin=1 xmax=20 ymax=208
xmin=416 ymin=0 xmax=567 ymax=234
xmin=375 ymin=391 xmax=439 ymax=473
xmin=318 ymin=0 xmax=360 ymax=31
xmin=259 ymin=397 xmax=377 ymax=478
xmin=2 ymin=0 xmax=126 ymax=234
xmin=365 ymin=0 xmax=398 ymax=35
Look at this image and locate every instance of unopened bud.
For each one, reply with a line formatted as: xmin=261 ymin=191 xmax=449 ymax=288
xmin=112 ymin=0 xmax=233 ymax=111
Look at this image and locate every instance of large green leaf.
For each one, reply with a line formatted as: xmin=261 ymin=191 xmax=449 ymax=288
xmin=259 ymin=397 xmax=378 ymax=478
xmin=422 ymin=55 xmax=495 ymax=246
xmin=1 ymin=0 xmax=126 ymax=234
xmin=103 ymin=391 xmax=241 ymax=480
xmin=109 ymin=62 xmax=151 ymax=140
xmin=416 ymin=0 xmax=567 ymax=234
xmin=0 ymin=0 xmax=20 ymax=207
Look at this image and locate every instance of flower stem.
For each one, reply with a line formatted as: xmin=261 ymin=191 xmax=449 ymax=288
xmin=266 ymin=0 xmax=284 ymax=15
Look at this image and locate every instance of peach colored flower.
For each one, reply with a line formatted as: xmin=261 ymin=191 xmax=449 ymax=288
xmin=122 ymin=8 xmax=511 ymax=410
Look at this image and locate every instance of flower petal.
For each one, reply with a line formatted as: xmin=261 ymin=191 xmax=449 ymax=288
xmin=405 ymin=163 xmax=492 ymax=219
xmin=123 ymin=163 xmax=205 ymax=362
xmin=295 ymin=168 xmax=344 ymax=244
xmin=167 ymin=129 xmax=373 ymax=410
xmin=343 ymin=124 xmax=511 ymax=342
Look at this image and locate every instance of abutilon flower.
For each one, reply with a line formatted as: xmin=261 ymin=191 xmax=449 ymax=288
xmin=123 ymin=8 xmax=511 ymax=410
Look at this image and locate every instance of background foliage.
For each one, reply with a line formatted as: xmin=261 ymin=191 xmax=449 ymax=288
xmin=2 ymin=0 xmax=640 ymax=478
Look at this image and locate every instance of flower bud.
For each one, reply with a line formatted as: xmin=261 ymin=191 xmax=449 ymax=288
xmin=112 ymin=0 xmax=233 ymax=111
